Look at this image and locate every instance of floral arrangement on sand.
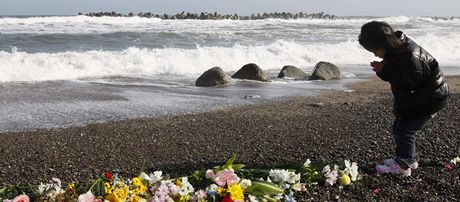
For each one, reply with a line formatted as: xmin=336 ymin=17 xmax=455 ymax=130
xmin=0 ymin=156 xmax=362 ymax=202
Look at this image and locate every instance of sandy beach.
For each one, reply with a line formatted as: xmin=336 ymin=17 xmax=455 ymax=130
xmin=1 ymin=75 xmax=459 ymax=201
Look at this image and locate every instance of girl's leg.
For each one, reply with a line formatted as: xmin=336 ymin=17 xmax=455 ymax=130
xmin=393 ymin=115 xmax=433 ymax=169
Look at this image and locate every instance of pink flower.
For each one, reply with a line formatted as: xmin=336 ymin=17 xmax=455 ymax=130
xmin=445 ymin=163 xmax=453 ymax=171
xmin=78 ymin=191 xmax=96 ymax=202
xmin=373 ymin=188 xmax=381 ymax=195
xmin=325 ymin=170 xmax=338 ymax=186
xmin=205 ymin=169 xmax=216 ymax=179
xmin=214 ymin=169 xmax=240 ymax=187
xmin=322 ymin=165 xmax=338 ymax=186
xmin=11 ymin=194 xmax=30 ymax=202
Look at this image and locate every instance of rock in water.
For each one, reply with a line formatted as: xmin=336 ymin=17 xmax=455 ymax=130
xmin=195 ymin=67 xmax=231 ymax=87
xmin=231 ymin=63 xmax=270 ymax=82
xmin=277 ymin=65 xmax=308 ymax=79
xmin=309 ymin=61 xmax=341 ymax=80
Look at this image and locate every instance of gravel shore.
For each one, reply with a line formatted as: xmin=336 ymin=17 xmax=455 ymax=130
xmin=1 ymin=76 xmax=459 ymax=201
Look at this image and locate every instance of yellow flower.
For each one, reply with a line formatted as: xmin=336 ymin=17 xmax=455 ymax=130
xmin=132 ymin=195 xmax=140 ymax=202
xmin=106 ymin=193 xmax=123 ymax=202
xmin=132 ymin=188 xmax=141 ymax=195
xmin=104 ymin=182 xmax=112 ymax=194
xmin=140 ymin=184 xmax=148 ymax=193
xmin=67 ymin=183 xmax=76 ymax=190
xmin=133 ymin=177 xmax=143 ymax=187
xmin=131 ymin=195 xmax=147 ymax=202
xmin=176 ymin=179 xmax=182 ymax=187
xmin=228 ymin=183 xmax=244 ymax=201
xmin=132 ymin=176 xmax=149 ymax=196
xmin=179 ymin=195 xmax=192 ymax=202
xmin=217 ymin=187 xmax=227 ymax=197
xmin=107 ymin=186 xmax=129 ymax=202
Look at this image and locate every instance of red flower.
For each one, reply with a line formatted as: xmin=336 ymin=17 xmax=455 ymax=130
xmin=222 ymin=195 xmax=234 ymax=202
xmin=373 ymin=188 xmax=381 ymax=195
xmin=104 ymin=171 xmax=113 ymax=180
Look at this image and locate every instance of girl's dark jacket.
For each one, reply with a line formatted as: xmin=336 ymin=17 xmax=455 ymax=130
xmin=377 ymin=31 xmax=449 ymax=119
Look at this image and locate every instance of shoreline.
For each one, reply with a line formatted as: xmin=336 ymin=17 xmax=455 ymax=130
xmin=1 ymin=76 xmax=459 ymax=200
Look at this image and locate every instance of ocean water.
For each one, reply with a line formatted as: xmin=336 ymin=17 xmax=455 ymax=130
xmin=1 ymin=15 xmax=459 ymax=132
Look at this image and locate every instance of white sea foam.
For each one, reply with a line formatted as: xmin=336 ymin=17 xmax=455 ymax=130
xmin=0 ymin=40 xmax=370 ymax=82
xmin=1 ymin=15 xmax=459 ymax=82
xmin=1 ymin=35 xmax=459 ymax=83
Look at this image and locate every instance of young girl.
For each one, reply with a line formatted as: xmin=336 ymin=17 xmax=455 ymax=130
xmin=358 ymin=21 xmax=449 ymax=176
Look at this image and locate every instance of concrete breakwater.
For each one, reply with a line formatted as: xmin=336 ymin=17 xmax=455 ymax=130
xmin=78 ymin=11 xmax=340 ymax=20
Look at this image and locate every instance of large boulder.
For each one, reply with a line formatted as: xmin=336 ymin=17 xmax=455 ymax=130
xmin=309 ymin=61 xmax=341 ymax=80
xmin=277 ymin=65 xmax=308 ymax=79
xmin=195 ymin=67 xmax=231 ymax=87
xmin=231 ymin=63 xmax=270 ymax=82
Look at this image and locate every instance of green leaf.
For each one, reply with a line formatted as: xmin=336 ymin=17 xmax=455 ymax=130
xmin=222 ymin=155 xmax=237 ymax=170
xmin=263 ymin=196 xmax=279 ymax=202
xmin=231 ymin=164 xmax=245 ymax=171
xmin=192 ymin=170 xmax=205 ymax=182
xmin=245 ymin=181 xmax=284 ymax=197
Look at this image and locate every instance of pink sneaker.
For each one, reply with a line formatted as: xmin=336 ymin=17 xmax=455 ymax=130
xmin=383 ymin=158 xmax=397 ymax=166
xmin=376 ymin=163 xmax=412 ymax=176
xmin=383 ymin=158 xmax=418 ymax=170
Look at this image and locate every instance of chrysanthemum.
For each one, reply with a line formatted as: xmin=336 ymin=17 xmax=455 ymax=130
xmin=228 ymin=183 xmax=244 ymax=201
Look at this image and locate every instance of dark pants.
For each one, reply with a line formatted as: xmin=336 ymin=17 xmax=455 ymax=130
xmin=393 ymin=114 xmax=433 ymax=169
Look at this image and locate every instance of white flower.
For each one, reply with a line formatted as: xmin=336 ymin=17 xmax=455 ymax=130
xmin=269 ymin=169 xmax=300 ymax=184
xmin=194 ymin=190 xmax=207 ymax=200
xmin=275 ymin=193 xmax=284 ymax=200
xmin=303 ymin=159 xmax=311 ymax=167
xmin=323 ymin=165 xmax=331 ymax=174
xmin=38 ymin=183 xmax=52 ymax=194
xmin=291 ymin=183 xmax=301 ymax=191
xmin=209 ymin=184 xmax=218 ymax=192
xmin=240 ymin=179 xmax=252 ymax=189
xmin=149 ymin=171 xmax=163 ymax=184
xmin=51 ymin=177 xmax=62 ymax=192
xmin=451 ymin=157 xmax=460 ymax=165
xmin=205 ymin=169 xmax=215 ymax=179
xmin=283 ymin=184 xmax=290 ymax=189
xmin=333 ymin=165 xmax=339 ymax=171
xmin=269 ymin=169 xmax=288 ymax=183
xmin=248 ymin=195 xmax=259 ymax=202
xmin=139 ymin=172 xmax=152 ymax=182
xmin=178 ymin=177 xmax=194 ymax=196
xmin=344 ymin=160 xmax=359 ymax=181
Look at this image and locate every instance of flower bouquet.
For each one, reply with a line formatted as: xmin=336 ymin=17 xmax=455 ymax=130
xmin=0 ymin=156 xmax=361 ymax=202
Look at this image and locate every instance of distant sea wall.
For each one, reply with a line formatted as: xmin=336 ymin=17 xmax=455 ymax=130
xmin=78 ymin=11 xmax=340 ymax=20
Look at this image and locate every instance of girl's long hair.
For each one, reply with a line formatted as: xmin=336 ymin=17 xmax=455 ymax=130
xmin=358 ymin=21 xmax=407 ymax=59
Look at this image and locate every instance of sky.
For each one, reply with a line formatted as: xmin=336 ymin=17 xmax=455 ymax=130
xmin=0 ymin=0 xmax=459 ymax=17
